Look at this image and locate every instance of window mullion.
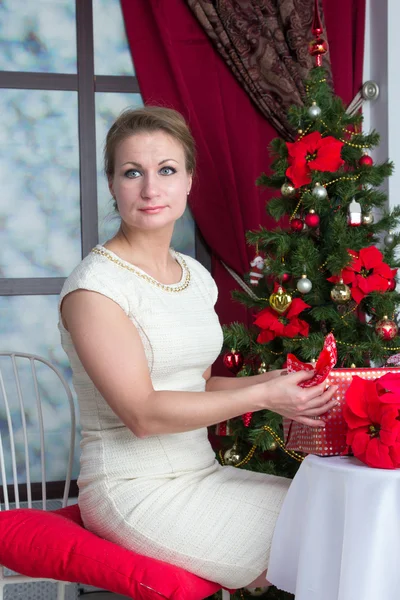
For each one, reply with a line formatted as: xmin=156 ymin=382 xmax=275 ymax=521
xmin=76 ymin=0 xmax=98 ymax=258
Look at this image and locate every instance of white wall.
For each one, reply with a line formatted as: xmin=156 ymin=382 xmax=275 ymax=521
xmin=363 ymin=0 xmax=400 ymax=211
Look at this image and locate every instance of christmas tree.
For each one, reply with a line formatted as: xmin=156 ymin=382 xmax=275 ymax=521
xmin=214 ymin=14 xmax=400 ymax=600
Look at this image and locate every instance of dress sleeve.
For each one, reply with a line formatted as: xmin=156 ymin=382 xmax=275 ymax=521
xmin=59 ymin=259 xmax=130 ymax=317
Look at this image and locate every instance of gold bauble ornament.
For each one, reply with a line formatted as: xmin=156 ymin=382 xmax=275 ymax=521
xmin=267 ymin=440 xmax=278 ymax=451
xmin=281 ymin=181 xmax=296 ymax=198
xmin=269 ymin=287 xmax=292 ymax=314
xmin=350 ymin=363 xmax=356 ymax=368
xmin=362 ymin=212 xmax=374 ymax=225
xmin=223 ymin=444 xmax=242 ymax=466
xmin=258 ymin=361 xmax=268 ymax=374
xmin=330 ymin=279 xmax=351 ymax=304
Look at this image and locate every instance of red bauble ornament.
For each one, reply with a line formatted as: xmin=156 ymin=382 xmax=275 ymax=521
xmin=305 ymin=210 xmax=320 ymax=228
xmin=375 ymin=317 xmax=398 ymax=340
xmin=290 ymin=218 xmax=304 ymax=232
xmin=388 ymin=278 xmax=397 ymax=292
xmin=308 ymin=38 xmax=328 ymax=66
xmin=223 ymin=350 xmax=244 ymax=374
xmin=359 ymin=154 xmax=373 ymax=167
xmin=281 ymin=272 xmax=290 ymax=283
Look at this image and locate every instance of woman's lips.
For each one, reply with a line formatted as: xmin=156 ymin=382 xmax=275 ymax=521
xmin=139 ymin=206 xmax=166 ymax=214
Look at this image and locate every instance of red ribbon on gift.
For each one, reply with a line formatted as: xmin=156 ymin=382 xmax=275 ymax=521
xmin=286 ymin=333 xmax=337 ymax=387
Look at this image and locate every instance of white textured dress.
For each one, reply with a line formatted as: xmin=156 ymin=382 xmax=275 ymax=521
xmin=58 ymin=245 xmax=290 ymax=588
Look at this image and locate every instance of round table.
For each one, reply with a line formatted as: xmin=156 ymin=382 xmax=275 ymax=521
xmin=267 ymin=454 xmax=400 ymax=600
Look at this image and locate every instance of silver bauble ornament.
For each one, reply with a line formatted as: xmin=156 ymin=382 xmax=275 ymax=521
xmin=223 ymin=445 xmax=242 ymax=466
xmin=362 ymin=212 xmax=374 ymax=225
xmin=330 ymin=279 xmax=351 ymax=304
xmin=308 ymin=101 xmax=322 ymax=119
xmin=297 ymin=274 xmax=312 ymax=294
xmin=244 ymin=587 xmax=270 ymax=597
xmin=384 ymin=231 xmax=395 ymax=246
xmin=312 ymin=182 xmax=327 ymax=200
xmin=281 ymin=182 xmax=296 ymax=198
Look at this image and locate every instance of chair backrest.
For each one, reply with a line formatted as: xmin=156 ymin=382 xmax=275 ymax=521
xmin=0 ymin=352 xmax=75 ymax=511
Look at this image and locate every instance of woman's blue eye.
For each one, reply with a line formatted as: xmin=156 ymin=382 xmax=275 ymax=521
xmin=159 ymin=166 xmax=176 ymax=175
xmin=124 ymin=169 xmax=141 ymax=178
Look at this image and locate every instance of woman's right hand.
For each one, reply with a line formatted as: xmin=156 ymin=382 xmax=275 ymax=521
xmin=257 ymin=369 xmax=338 ymax=428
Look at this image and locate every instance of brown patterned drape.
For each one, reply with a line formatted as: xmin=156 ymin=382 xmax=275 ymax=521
xmin=186 ymin=0 xmax=332 ymax=140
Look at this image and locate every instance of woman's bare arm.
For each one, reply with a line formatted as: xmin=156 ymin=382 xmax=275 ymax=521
xmin=62 ymin=290 xmax=337 ymax=437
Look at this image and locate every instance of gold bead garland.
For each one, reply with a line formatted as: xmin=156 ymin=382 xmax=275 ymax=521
xmin=319 ymin=119 xmax=372 ymax=149
xmin=297 ymin=123 xmax=313 ymax=141
xmin=218 ymin=425 xmax=304 ymax=467
xmin=335 ymin=338 xmax=400 ymax=351
xmin=338 ymin=303 xmax=359 ymax=326
xmin=290 ymin=196 xmax=304 ymax=221
xmin=262 ymin=425 xmax=304 ymax=462
xmin=325 ymin=174 xmax=360 ymax=187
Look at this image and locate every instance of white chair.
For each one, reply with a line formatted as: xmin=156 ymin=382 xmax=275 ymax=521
xmin=0 ymin=351 xmax=76 ymax=600
xmin=0 ymin=351 xmax=229 ymax=600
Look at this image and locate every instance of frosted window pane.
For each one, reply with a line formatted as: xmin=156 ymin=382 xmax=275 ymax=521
xmin=0 ymin=89 xmax=81 ymax=277
xmin=95 ymin=93 xmax=196 ymax=257
xmin=0 ymin=295 xmax=80 ymax=483
xmin=93 ymin=0 xmax=134 ymax=76
xmin=0 ymin=0 xmax=76 ymax=73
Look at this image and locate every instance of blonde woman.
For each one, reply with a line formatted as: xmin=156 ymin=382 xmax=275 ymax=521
xmin=59 ymin=107 xmax=337 ymax=589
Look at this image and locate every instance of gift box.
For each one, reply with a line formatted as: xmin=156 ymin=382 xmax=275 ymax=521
xmin=283 ymin=366 xmax=400 ymax=456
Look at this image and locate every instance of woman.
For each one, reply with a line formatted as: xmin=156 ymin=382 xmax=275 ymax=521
xmin=59 ymin=106 xmax=337 ymax=589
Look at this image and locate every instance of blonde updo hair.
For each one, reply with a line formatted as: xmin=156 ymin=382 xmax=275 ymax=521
xmin=104 ymin=106 xmax=196 ymax=180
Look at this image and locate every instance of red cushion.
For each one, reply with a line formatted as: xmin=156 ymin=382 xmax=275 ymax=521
xmin=0 ymin=505 xmax=221 ymax=600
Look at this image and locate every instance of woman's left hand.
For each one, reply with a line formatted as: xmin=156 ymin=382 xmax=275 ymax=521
xmin=257 ymin=369 xmax=287 ymax=383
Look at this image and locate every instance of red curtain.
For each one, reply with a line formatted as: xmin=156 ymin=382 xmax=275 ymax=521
xmin=323 ymin=0 xmax=366 ymax=106
xmin=120 ymin=0 xmax=366 ymax=371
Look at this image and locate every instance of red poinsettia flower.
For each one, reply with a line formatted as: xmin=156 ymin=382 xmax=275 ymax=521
xmin=254 ymin=298 xmax=310 ymax=343
xmin=286 ymin=131 xmax=345 ymax=188
xmin=343 ymin=375 xmax=400 ymax=469
xmin=328 ymin=246 xmax=397 ymax=304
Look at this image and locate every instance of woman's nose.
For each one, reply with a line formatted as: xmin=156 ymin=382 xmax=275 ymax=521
xmin=141 ymin=174 xmax=160 ymax=198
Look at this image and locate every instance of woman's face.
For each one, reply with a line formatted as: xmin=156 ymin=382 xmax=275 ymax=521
xmin=109 ymin=130 xmax=192 ymax=232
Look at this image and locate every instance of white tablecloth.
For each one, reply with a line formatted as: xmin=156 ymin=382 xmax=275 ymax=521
xmin=267 ymin=455 xmax=400 ymax=600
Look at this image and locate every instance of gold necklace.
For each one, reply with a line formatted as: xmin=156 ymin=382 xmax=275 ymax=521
xmin=91 ymin=246 xmax=191 ymax=293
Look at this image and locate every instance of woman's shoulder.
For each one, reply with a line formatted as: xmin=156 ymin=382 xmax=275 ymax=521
xmin=62 ymin=247 xmax=122 ymax=286
xmin=59 ymin=247 xmax=130 ymax=314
